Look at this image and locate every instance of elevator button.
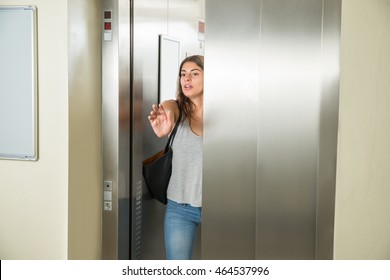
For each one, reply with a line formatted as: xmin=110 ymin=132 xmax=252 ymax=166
xmin=104 ymin=32 xmax=112 ymax=42
xmin=104 ymin=22 xmax=111 ymax=30
xmin=103 ymin=181 xmax=112 ymax=190
xmin=104 ymin=201 xmax=112 ymax=211
xmin=104 ymin=191 xmax=112 ymax=201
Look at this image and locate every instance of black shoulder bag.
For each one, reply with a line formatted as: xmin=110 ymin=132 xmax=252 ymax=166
xmin=142 ymin=104 xmax=182 ymax=204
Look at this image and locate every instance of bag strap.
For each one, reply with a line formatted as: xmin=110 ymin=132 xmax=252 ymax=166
xmin=164 ymin=101 xmax=182 ymax=153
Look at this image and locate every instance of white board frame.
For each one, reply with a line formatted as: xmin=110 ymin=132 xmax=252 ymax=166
xmin=0 ymin=6 xmax=38 ymax=161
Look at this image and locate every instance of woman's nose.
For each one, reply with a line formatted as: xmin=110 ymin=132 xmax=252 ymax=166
xmin=181 ymin=74 xmax=191 ymax=81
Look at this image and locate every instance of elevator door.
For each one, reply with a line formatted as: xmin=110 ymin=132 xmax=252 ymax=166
xmin=202 ymin=0 xmax=341 ymax=259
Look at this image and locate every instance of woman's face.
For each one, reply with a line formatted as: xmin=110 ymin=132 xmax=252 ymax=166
xmin=180 ymin=61 xmax=204 ymax=100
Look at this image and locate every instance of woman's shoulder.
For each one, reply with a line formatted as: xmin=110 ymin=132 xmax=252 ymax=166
xmin=161 ymin=99 xmax=178 ymax=107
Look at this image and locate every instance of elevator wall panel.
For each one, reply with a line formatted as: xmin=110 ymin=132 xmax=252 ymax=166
xmin=102 ymin=0 xmax=121 ymax=260
xmin=102 ymin=0 xmax=134 ymax=259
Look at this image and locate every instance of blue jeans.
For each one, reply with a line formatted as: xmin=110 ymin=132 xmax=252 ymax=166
xmin=164 ymin=199 xmax=202 ymax=260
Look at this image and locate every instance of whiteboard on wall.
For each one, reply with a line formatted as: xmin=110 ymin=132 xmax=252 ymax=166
xmin=158 ymin=35 xmax=181 ymax=103
xmin=0 ymin=6 xmax=38 ymax=161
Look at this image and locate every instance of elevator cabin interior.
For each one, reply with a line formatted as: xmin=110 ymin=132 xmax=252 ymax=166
xmin=102 ymin=0 xmax=341 ymax=260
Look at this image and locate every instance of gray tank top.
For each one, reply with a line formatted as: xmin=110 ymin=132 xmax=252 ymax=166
xmin=167 ymin=118 xmax=202 ymax=207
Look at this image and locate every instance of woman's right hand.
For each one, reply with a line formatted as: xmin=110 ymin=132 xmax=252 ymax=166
xmin=148 ymin=103 xmax=174 ymax=137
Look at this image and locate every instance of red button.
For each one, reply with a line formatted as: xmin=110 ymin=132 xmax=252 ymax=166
xmin=104 ymin=22 xmax=111 ymax=30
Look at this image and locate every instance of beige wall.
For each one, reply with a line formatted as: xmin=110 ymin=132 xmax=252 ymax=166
xmin=68 ymin=0 xmax=102 ymax=260
xmin=334 ymin=0 xmax=390 ymax=259
xmin=0 ymin=0 xmax=101 ymax=259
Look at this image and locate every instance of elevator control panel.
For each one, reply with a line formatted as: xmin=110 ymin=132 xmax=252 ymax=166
xmin=103 ymin=10 xmax=112 ymax=41
xmin=103 ymin=180 xmax=113 ymax=211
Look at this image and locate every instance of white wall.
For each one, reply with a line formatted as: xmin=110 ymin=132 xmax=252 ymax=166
xmin=334 ymin=0 xmax=390 ymax=259
xmin=0 ymin=0 xmax=102 ymax=259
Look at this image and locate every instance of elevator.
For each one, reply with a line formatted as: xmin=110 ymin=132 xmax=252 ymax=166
xmin=102 ymin=0 xmax=205 ymax=259
xmin=102 ymin=0 xmax=341 ymax=260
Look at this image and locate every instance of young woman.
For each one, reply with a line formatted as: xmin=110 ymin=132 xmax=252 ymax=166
xmin=148 ymin=55 xmax=204 ymax=259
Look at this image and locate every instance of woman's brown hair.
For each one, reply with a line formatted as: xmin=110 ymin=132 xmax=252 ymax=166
xmin=176 ymin=55 xmax=204 ymax=122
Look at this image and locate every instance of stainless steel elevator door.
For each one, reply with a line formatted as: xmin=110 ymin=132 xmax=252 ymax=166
xmin=256 ymin=0 xmax=323 ymax=259
xmin=203 ymin=0 xmax=341 ymax=259
xmin=202 ymin=0 xmax=261 ymax=260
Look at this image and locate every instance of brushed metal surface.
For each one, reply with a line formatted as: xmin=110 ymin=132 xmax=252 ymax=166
xmin=203 ymin=0 xmax=341 ymax=259
xmin=102 ymin=0 xmax=131 ymax=259
xmin=102 ymin=0 xmax=119 ymax=260
xmin=257 ymin=0 xmax=323 ymax=259
xmin=118 ymin=0 xmax=132 ymax=260
xmin=316 ymin=0 xmax=341 ymax=260
xmin=202 ymin=0 xmax=261 ymax=260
